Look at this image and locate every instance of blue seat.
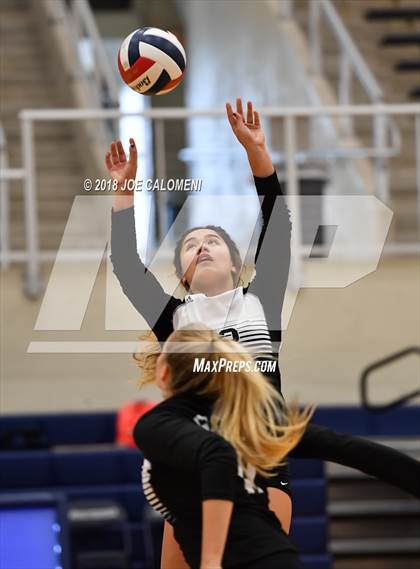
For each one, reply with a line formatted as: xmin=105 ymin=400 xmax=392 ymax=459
xmin=64 ymin=484 xmax=148 ymax=521
xmin=291 ymin=479 xmax=326 ymax=516
xmin=312 ymin=405 xmax=420 ymax=437
xmin=54 ymin=450 xmax=141 ymax=486
xmin=312 ymin=408 xmax=370 ymax=435
xmin=3 ymin=405 xmax=418 ymax=451
xmin=120 ymin=450 xmax=143 ymax=481
xmin=290 ymin=516 xmax=328 ymax=554
xmin=0 ymin=484 xmax=148 ymax=521
xmin=0 ymin=456 xmax=325 ymax=516
xmin=300 ymin=553 xmax=331 ymax=569
xmin=0 ymin=452 xmax=54 ymax=488
xmin=0 ymin=449 xmax=142 ymax=489
xmin=370 ymin=406 xmax=420 ymax=436
xmin=289 ymin=458 xmax=324 ymax=479
xmin=0 ymin=412 xmax=116 ymax=448
xmin=128 ymin=521 xmax=156 ymax=560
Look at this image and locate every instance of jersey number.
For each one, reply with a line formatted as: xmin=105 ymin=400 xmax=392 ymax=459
xmin=219 ymin=327 xmax=240 ymax=341
xmin=193 ymin=414 xmax=263 ymax=495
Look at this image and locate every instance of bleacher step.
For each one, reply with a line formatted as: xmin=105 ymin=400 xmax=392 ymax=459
xmin=330 ymin=537 xmax=420 ymax=555
xmin=328 ymin=499 xmax=420 ymax=516
xmin=334 ymin=555 xmax=420 ymax=569
xmin=0 ymin=0 xmax=89 ymax=252
xmin=330 ymin=515 xmax=420 ymax=540
xmin=325 ymin=0 xmax=420 ymax=243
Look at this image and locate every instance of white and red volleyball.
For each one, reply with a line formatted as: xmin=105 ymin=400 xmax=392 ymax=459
xmin=118 ymin=27 xmax=186 ymax=95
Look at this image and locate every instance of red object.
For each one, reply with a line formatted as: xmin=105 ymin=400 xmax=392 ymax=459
xmin=116 ymin=400 xmax=158 ymax=448
xmin=117 ymin=52 xmax=155 ymax=85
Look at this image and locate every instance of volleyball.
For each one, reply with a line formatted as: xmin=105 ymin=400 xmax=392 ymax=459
xmin=118 ymin=27 xmax=186 ymax=95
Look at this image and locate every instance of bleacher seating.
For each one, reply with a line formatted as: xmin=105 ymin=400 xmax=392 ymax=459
xmin=315 ymin=405 xmax=420 ymax=569
xmin=365 ymin=7 xmax=420 ymax=20
xmin=365 ymin=5 xmax=420 ymax=99
xmin=3 ymin=404 xmax=418 ymax=568
xmin=0 ymin=447 xmax=330 ymax=568
xmin=313 ymin=405 xmax=420 ymax=437
xmin=0 ymin=408 xmax=335 ymax=569
xmin=0 ymin=411 xmax=116 ymax=449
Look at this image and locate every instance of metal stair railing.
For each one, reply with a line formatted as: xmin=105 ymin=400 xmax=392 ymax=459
xmin=0 ymin=122 xmax=25 ymax=272
xmin=0 ymin=0 xmax=120 ymax=295
xmin=271 ymin=0 xmax=402 ymax=206
xmin=360 ymin=346 xmax=420 ymax=411
xmin=68 ymin=0 xmax=120 ymax=109
xmin=8 ymin=103 xmax=420 ymax=299
xmin=0 ymin=123 xmax=10 ymax=270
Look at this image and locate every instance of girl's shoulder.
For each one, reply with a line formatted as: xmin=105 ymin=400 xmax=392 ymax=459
xmin=161 ymin=392 xmax=214 ymax=418
xmin=138 ymin=392 xmax=214 ymax=423
xmin=133 ymin=393 xmax=215 ymax=449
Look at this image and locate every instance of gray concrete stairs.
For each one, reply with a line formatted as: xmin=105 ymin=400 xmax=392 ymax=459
xmin=0 ymin=0 xmax=87 ymax=252
xmin=331 ymin=0 xmax=419 ymax=245
xmin=327 ymin=437 xmax=420 ymax=569
xmin=293 ymin=0 xmax=419 ymax=246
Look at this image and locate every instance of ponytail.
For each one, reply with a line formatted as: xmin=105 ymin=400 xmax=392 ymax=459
xmin=203 ymin=334 xmax=312 ymax=477
xmin=134 ymin=324 xmax=313 ymax=478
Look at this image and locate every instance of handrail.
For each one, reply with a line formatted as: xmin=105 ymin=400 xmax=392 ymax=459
xmin=70 ymin=0 xmax=119 ymax=106
xmin=179 ymin=145 xmax=401 ymax=162
xmin=360 ymin=347 xmax=420 ymax=412
xmin=18 ymin=103 xmax=420 ymax=121
xmin=0 ymin=123 xmax=11 ymax=269
xmin=269 ymin=2 xmax=389 ymax=107
xmin=318 ymin=0 xmax=383 ymax=102
xmin=6 ymin=103 xmax=420 ymax=297
xmin=274 ymin=0 xmax=402 ymax=204
xmin=308 ymin=0 xmax=401 ymax=166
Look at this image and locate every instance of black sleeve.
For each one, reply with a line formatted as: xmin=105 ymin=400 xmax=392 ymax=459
xmin=292 ymin=423 xmax=420 ymax=498
xmin=110 ymin=206 xmax=182 ymax=342
xmin=248 ymin=175 xmax=292 ymax=494
xmin=134 ymin=407 xmax=238 ymax=501
xmin=245 ymin=171 xmax=291 ymax=336
xmin=257 ymin=463 xmax=291 ymax=497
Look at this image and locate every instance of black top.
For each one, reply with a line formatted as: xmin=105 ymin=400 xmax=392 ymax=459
xmin=134 ymin=392 xmax=298 ymax=569
xmin=111 ymin=172 xmax=292 ymax=492
xmin=110 ymin=171 xmax=290 ymax=389
xmin=111 ymin=171 xmax=420 ymax=500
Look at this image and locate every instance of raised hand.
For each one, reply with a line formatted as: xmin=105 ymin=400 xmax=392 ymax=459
xmin=106 ymin=139 xmax=137 ymax=211
xmin=225 ymin=98 xmax=265 ymax=149
xmin=226 ymin=98 xmax=273 ymax=177
xmin=105 ymin=138 xmax=138 ymax=193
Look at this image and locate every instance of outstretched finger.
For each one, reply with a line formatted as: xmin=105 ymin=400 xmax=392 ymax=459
xmin=226 ymin=102 xmax=236 ymax=127
xmin=117 ymin=140 xmax=127 ymax=162
xmin=105 ymin=152 xmax=112 ymax=171
xmin=247 ymin=101 xmax=253 ymax=124
xmin=236 ymin=97 xmax=244 ymax=118
xmin=129 ymin=138 xmax=138 ymax=165
xmin=233 ymin=110 xmax=244 ymax=128
xmin=110 ymin=141 xmax=119 ymax=164
xmin=253 ymin=110 xmax=260 ymax=127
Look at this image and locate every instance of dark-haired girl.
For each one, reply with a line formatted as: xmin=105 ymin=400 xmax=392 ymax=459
xmin=107 ymin=98 xmax=419 ymax=564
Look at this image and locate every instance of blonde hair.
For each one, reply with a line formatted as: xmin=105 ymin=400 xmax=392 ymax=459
xmin=134 ymin=324 xmax=313 ymax=479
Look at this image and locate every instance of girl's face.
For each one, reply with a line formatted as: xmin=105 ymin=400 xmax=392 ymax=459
xmin=155 ymin=352 xmax=172 ymax=399
xmin=179 ymin=228 xmax=236 ymax=295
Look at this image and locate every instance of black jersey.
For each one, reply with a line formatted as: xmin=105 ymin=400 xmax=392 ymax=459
xmin=110 ymin=171 xmax=289 ymax=392
xmin=111 ymin=172 xmax=420 ymax=499
xmin=111 ymin=171 xmax=291 ymax=492
xmin=133 ymin=392 xmax=299 ymax=569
